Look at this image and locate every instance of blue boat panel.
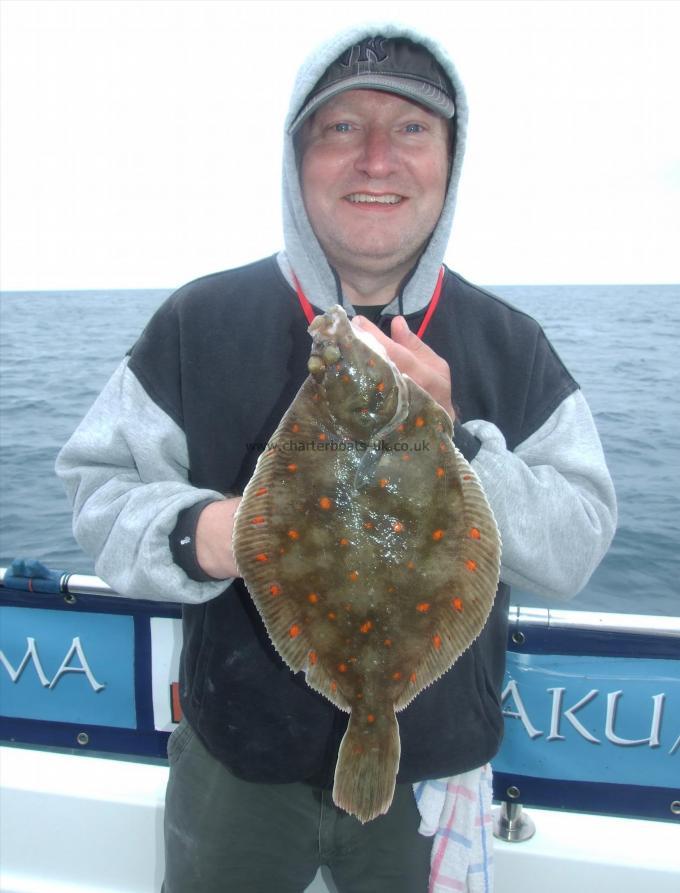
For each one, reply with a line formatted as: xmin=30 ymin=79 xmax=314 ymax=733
xmin=0 ymin=606 xmax=136 ymax=728
xmin=1 ymin=581 xmax=679 ymax=823
xmin=508 ymin=624 xmax=680 ymax=660
xmin=492 ymin=771 xmax=678 ymax=823
xmin=496 ymin=651 xmax=679 ymax=789
xmin=0 ymin=716 xmax=169 ymax=760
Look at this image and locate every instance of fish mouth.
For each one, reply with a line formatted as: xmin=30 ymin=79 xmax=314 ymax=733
xmin=344 ymin=193 xmax=404 ymax=205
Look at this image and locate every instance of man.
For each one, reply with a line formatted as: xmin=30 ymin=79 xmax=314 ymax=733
xmin=56 ymin=24 xmax=616 ymax=893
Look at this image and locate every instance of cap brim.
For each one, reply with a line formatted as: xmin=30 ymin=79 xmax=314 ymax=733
xmin=290 ymin=75 xmax=455 ymax=133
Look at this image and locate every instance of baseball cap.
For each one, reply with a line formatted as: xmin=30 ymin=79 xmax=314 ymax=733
xmin=290 ymin=36 xmax=455 ymax=132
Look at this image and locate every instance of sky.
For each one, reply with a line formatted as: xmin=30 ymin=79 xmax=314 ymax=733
xmin=1 ymin=0 xmax=678 ymax=290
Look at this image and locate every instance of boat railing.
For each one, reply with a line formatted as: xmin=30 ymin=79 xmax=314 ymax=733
xmin=3 ymin=565 xmax=679 ymax=636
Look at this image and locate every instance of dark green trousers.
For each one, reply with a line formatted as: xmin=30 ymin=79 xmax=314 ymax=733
xmin=163 ymin=718 xmax=432 ymax=893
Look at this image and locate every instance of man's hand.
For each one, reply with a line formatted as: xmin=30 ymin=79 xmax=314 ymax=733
xmin=195 ymin=496 xmax=242 ymax=580
xmin=353 ymin=315 xmax=455 ymax=420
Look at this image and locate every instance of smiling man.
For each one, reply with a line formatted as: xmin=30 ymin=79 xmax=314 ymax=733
xmin=57 ymin=25 xmax=616 ymax=893
xmin=299 ymin=88 xmax=450 ymax=302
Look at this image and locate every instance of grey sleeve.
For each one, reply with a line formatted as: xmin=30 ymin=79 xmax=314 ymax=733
xmin=55 ymin=358 xmax=231 ymax=603
xmin=465 ymin=389 xmax=617 ymax=601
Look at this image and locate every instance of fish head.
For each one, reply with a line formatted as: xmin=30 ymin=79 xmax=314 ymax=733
xmin=307 ymin=305 xmax=405 ymax=440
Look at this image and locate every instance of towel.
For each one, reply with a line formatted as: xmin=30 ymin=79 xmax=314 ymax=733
xmin=413 ymin=764 xmax=494 ymax=892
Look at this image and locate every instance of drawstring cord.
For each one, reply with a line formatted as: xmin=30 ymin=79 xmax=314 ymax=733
xmin=292 ymin=266 xmax=445 ymax=340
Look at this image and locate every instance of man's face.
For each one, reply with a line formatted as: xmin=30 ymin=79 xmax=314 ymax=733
xmin=299 ymin=89 xmax=450 ymax=284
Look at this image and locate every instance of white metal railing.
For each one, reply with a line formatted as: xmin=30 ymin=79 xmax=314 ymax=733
xmin=3 ymin=565 xmax=679 ymax=638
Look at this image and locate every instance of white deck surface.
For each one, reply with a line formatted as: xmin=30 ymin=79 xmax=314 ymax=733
xmin=1 ymin=746 xmax=679 ymax=892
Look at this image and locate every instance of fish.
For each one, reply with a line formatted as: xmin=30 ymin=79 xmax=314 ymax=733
xmin=233 ymin=305 xmax=501 ymax=823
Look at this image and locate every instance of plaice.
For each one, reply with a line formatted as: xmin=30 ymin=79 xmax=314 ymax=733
xmin=233 ymin=305 xmax=501 ymax=823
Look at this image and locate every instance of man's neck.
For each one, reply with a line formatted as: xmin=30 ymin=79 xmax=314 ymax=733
xmin=338 ymin=269 xmax=404 ymax=306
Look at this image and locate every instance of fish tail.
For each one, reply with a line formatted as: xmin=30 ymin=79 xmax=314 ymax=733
xmin=332 ymin=708 xmax=401 ymax=823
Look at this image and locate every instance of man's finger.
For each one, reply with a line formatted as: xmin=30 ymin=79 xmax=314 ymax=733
xmin=390 ymin=316 xmax=444 ymax=364
xmin=351 ymin=315 xmax=417 ymax=372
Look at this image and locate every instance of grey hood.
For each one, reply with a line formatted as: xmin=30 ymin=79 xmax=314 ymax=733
xmin=279 ymin=23 xmax=468 ymax=317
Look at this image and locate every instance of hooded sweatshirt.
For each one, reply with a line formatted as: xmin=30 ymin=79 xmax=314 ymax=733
xmin=55 ymin=25 xmax=617 ymax=784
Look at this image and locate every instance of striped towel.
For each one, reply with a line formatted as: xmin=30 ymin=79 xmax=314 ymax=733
xmin=413 ymin=764 xmax=494 ymax=892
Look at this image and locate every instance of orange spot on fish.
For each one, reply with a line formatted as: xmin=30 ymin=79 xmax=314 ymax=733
xmin=415 ymin=416 xmax=425 ymax=428
xmin=401 ymin=453 xmax=412 ymax=461
xmin=439 ymin=442 xmax=447 ymax=452
xmin=384 ymin=639 xmax=392 ymax=647
xmin=410 ymin=672 xmax=417 ymax=683
xmin=432 ymin=529 xmax=445 ymax=541
xmin=341 ymin=374 xmax=351 ymax=383
xmin=291 ymin=423 xmax=300 ymax=433
xmin=330 ymin=680 xmax=337 ymax=692
xmin=251 ymin=515 xmax=266 ymax=525
xmin=367 ymin=358 xmax=376 ymax=367
xmin=376 ymin=381 xmax=385 ymax=393
xmin=363 ymin=521 xmax=374 ymax=529
xmin=289 ymin=624 xmax=302 ymax=638
xmin=255 ymin=553 xmax=269 ymax=563
xmin=398 ymin=424 xmax=406 ymax=433
xmin=269 ymin=584 xmax=282 ymax=597
xmin=319 ymin=496 xmax=333 ymax=510
xmin=466 ymin=560 xmax=478 ymax=572
xmin=309 ymin=651 xmax=318 ymax=665
xmin=366 ymin=714 xmax=376 ymax=723
xmin=318 ymin=432 xmax=327 ymax=441
xmin=348 ymin=570 xmax=359 ymax=582
xmin=452 ymin=597 xmax=464 ymax=612
xmin=463 ymin=474 xmax=473 ymax=480
xmin=359 ymin=620 xmax=373 ymax=634
xmin=353 ymin=744 xmax=364 ymax=754
xmin=387 ymin=586 xmax=396 ymax=593
xmin=307 ymin=592 xmax=319 ymax=604
xmin=328 ymin=611 xmax=337 ymax=621
xmin=392 ymin=521 xmax=404 ymax=533
xmin=378 ymin=478 xmax=389 ymax=488
xmin=432 ymin=634 xmax=442 ymax=650
xmin=416 ymin=602 xmax=431 ymax=613
xmin=339 ymin=537 xmax=349 ymax=546
xmin=287 ymin=463 xmax=298 ymax=473
xmin=338 ymin=663 xmax=348 ymax=673
xmin=406 ymin=560 xmax=416 ymax=570
xmin=255 ymin=487 xmax=268 ymax=496
xmin=392 ymin=671 xmax=402 ymax=680
xmin=287 ymin=529 xmax=300 ymax=540
xmin=436 ymin=467 xmax=445 ymax=478
xmin=469 ymin=527 xmax=481 ymax=540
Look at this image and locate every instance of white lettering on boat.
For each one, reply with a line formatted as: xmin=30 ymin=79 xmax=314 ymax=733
xmin=502 ymin=681 xmax=676 ymax=755
xmin=0 ymin=636 xmax=105 ymax=692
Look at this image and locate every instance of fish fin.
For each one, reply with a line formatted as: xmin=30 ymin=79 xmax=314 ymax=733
xmin=232 ymin=447 xmax=310 ymax=672
xmin=332 ymin=708 xmax=401 ymax=824
xmin=232 ymin=379 xmax=324 ymax=673
xmin=304 ymin=660 xmax=351 ymax=711
xmin=394 ymin=444 xmax=501 ymax=711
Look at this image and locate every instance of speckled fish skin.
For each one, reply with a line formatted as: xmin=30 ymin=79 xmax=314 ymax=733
xmin=233 ymin=305 xmax=501 ymax=823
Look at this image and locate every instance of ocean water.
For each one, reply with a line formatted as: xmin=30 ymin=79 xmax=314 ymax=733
xmin=1 ymin=282 xmax=678 ymax=617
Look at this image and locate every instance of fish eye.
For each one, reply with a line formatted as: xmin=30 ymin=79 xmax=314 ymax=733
xmin=322 ymin=344 xmax=341 ymax=364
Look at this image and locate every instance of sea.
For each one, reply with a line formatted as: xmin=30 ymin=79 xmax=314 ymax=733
xmin=1 ymin=283 xmax=678 ymax=617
